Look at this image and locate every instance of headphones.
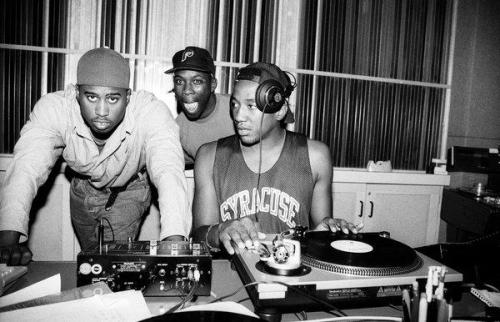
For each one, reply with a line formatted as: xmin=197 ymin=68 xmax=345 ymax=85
xmin=237 ymin=65 xmax=296 ymax=114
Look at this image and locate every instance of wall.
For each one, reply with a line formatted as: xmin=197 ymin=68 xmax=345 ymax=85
xmin=447 ymin=0 xmax=500 ymax=188
xmin=449 ymin=0 xmax=500 ymax=149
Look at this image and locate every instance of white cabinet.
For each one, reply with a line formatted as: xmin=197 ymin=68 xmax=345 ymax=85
xmin=333 ymin=180 xmax=445 ymax=248
xmin=1 ymin=153 xmax=450 ymax=259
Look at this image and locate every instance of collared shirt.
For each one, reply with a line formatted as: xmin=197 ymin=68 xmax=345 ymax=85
xmin=0 ymin=85 xmax=190 ymax=242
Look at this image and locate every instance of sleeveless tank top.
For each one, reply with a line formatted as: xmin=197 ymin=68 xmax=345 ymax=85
xmin=213 ymin=131 xmax=314 ymax=233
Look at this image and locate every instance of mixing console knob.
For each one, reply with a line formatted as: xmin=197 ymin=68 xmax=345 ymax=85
xmin=91 ymin=263 xmax=103 ymax=274
xmin=79 ymin=263 xmax=92 ymax=275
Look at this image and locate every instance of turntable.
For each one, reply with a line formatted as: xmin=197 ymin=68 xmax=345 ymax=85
xmin=233 ymin=230 xmax=463 ymax=317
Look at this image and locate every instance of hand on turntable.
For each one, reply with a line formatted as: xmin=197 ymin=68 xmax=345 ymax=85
xmin=218 ymin=217 xmax=265 ymax=255
xmin=313 ymin=217 xmax=361 ymax=234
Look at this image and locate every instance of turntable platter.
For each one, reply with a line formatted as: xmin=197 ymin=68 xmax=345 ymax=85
xmin=301 ymin=231 xmax=422 ymax=276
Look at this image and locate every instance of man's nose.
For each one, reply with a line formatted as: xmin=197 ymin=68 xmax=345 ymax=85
xmin=183 ymin=82 xmax=194 ymax=94
xmin=95 ymin=100 xmax=109 ymax=116
xmin=232 ymin=105 xmax=245 ymax=122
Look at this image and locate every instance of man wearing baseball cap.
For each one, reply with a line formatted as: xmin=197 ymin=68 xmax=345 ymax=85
xmin=166 ymin=46 xmax=234 ymax=167
xmin=0 ymin=47 xmax=190 ymax=265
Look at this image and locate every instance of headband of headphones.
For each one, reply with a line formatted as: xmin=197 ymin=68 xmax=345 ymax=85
xmin=236 ymin=62 xmax=296 ymax=114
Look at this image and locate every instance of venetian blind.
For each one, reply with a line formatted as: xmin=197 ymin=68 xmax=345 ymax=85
xmin=0 ymin=0 xmax=455 ymax=171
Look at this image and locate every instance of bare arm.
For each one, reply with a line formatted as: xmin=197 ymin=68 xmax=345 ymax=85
xmin=308 ymin=139 xmax=333 ymax=227
xmin=192 ymin=142 xmax=261 ymax=255
xmin=308 ymin=139 xmax=358 ymax=234
xmin=192 ymin=142 xmax=219 ymax=231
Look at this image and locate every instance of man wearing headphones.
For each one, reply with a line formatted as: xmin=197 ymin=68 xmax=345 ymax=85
xmin=192 ymin=62 xmax=358 ymax=255
xmin=166 ymin=46 xmax=234 ymax=167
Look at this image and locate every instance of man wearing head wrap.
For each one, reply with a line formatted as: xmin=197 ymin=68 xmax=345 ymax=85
xmin=0 ymin=48 xmax=190 ymax=265
xmin=192 ymin=62 xmax=358 ymax=255
xmin=165 ymin=46 xmax=235 ymax=168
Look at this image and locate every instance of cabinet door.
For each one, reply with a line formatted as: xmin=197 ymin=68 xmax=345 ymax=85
xmin=332 ymin=183 xmax=367 ymax=226
xmin=363 ymin=184 xmax=442 ymax=248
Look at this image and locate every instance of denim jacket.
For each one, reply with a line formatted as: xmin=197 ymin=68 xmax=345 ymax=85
xmin=0 ymin=85 xmax=190 ymax=242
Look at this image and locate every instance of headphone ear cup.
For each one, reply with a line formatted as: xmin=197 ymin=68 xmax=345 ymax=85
xmin=255 ymin=79 xmax=286 ymax=114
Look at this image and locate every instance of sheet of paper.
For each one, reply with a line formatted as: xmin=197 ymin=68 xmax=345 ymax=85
xmin=0 ymin=290 xmax=151 ymax=322
xmin=99 ymin=290 xmax=152 ymax=320
xmin=471 ymin=288 xmax=500 ymax=307
xmin=0 ymin=274 xmax=61 ymax=308
xmin=179 ymin=301 xmax=259 ymax=318
xmin=0 ymin=281 xmax=112 ymax=313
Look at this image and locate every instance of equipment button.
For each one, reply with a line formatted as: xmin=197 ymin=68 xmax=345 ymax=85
xmin=91 ymin=263 xmax=103 ymax=275
xmin=79 ymin=263 xmax=92 ymax=275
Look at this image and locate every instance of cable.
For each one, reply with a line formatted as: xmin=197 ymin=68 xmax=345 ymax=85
xmin=254 ymin=104 xmax=286 ymax=224
xmin=388 ymin=303 xmax=403 ymax=312
xmin=95 ymin=216 xmax=115 ymax=249
xmin=294 ymin=311 xmax=307 ymax=320
xmin=436 ymin=230 xmax=500 ymax=246
xmin=209 ymin=281 xmax=260 ymax=303
xmin=164 ymin=281 xmax=198 ymax=314
xmin=236 ymin=297 xmax=251 ymax=304
xmin=209 ymin=280 xmax=347 ymax=317
xmin=305 ymin=317 xmax=402 ymax=321
xmin=100 ymin=217 xmax=115 ymax=242
xmin=254 ymin=107 xmax=266 ymax=224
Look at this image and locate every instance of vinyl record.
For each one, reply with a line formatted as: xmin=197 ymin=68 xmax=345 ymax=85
xmin=140 ymin=310 xmax=265 ymax=322
xmin=301 ymin=231 xmax=422 ymax=276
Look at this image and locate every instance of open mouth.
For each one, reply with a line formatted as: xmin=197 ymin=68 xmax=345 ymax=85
xmin=183 ymin=102 xmax=199 ymax=113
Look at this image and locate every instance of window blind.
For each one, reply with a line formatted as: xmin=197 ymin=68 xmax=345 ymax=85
xmin=0 ymin=0 xmax=455 ymax=171
xmin=294 ymin=0 xmax=453 ymax=169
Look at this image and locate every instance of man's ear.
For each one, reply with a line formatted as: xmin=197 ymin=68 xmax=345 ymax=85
xmin=210 ymin=76 xmax=217 ymax=93
xmin=126 ymin=88 xmax=131 ymax=103
xmin=75 ymin=85 xmax=81 ymax=102
xmin=274 ymin=103 xmax=289 ymax=121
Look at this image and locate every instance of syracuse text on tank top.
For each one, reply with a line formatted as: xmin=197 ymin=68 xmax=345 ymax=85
xmin=213 ymin=131 xmax=314 ymax=233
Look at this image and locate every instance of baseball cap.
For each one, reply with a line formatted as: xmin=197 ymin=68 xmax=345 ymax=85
xmin=165 ymin=46 xmax=215 ymax=74
xmin=236 ymin=62 xmax=295 ymax=123
xmin=77 ymin=47 xmax=130 ymax=88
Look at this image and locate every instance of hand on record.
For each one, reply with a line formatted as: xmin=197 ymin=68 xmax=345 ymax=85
xmin=314 ymin=217 xmax=362 ymax=234
xmin=0 ymin=231 xmax=32 ymax=266
xmin=218 ymin=217 xmax=264 ymax=255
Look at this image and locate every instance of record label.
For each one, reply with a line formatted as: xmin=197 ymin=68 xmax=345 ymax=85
xmin=330 ymin=240 xmax=373 ymax=253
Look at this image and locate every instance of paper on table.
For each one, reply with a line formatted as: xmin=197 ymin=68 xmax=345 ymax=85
xmin=0 ymin=274 xmax=61 ymax=308
xmin=0 ymin=281 xmax=112 ymax=313
xmin=0 ymin=290 xmax=152 ymax=322
xmin=179 ymin=301 xmax=260 ymax=318
xmin=471 ymin=288 xmax=500 ymax=307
